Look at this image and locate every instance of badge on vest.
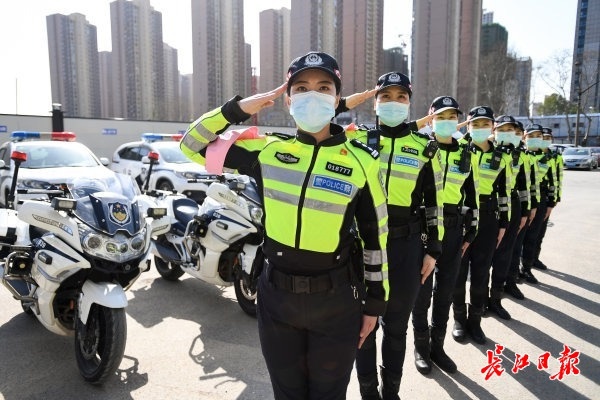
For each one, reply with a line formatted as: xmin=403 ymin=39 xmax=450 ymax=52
xmin=401 ymin=146 xmax=419 ymax=156
xmin=275 ymin=152 xmax=299 ymax=164
xmin=393 ymin=155 xmax=419 ymax=168
xmin=312 ymin=175 xmax=353 ymax=196
xmin=326 ymin=162 xmax=353 ymax=176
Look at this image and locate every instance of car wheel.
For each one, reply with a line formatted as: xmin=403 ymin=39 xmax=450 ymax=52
xmin=156 ymin=179 xmax=174 ymax=192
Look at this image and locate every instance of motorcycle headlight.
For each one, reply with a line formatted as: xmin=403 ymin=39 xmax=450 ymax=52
xmin=130 ymin=234 xmax=145 ymax=251
xmin=83 ymin=232 xmax=103 ymax=250
xmin=79 ymin=225 xmax=148 ymax=262
xmin=249 ymin=205 xmax=263 ymax=225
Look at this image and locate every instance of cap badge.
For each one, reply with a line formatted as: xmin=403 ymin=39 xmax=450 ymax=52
xmin=442 ymin=97 xmax=453 ymax=106
xmin=503 ymin=116 xmax=510 ymax=121
xmin=304 ymin=53 xmax=323 ymax=66
xmin=389 ymin=73 xmax=401 ymax=82
xmin=477 ymin=108 xmax=486 ymax=115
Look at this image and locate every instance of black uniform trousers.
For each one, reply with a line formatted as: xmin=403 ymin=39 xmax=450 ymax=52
xmin=454 ymin=201 xmax=499 ymax=309
xmin=412 ymin=213 xmax=464 ymax=333
xmin=522 ymin=190 xmax=549 ymax=265
xmin=355 ymin=228 xmax=423 ymax=376
xmin=491 ymin=193 xmax=522 ymax=288
xmin=258 ymin=260 xmax=361 ymax=400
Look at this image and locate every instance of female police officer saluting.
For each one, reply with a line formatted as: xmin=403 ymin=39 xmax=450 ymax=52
xmin=180 ymin=51 xmax=388 ymax=400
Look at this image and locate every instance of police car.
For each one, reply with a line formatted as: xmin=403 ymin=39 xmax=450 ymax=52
xmin=110 ymin=133 xmax=211 ymax=203
xmin=0 ymin=131 xmax=117 ymax=208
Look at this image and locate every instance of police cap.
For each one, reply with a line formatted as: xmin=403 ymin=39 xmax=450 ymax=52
xmin=542 ymin=127 xmax=553 ymax=137
xmin=515 ymin=120 xmax=524 ymax=131
xmin=376 ymin=72 xmax=412 ymax=97
xmin=525 ymin=123 xmax=543 ymax=135
xmin=494 ymin=115 xmax=517 ymax=128
xmin=429 ymin=96 xmax=463 ymax=115
xmin=467 ymin=105 xmax=494 ymax=121
xmin=287 ymin=51 xmax=341 ymax=94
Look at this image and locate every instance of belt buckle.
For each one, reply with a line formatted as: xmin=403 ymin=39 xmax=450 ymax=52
xmin=292 ymin=275 xmax=311 ymax=294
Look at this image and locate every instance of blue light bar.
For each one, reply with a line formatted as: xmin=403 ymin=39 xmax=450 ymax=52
xmin=141 ymin=133 xmax=183 ymax=142
xmin=10 ymin=131 xmax=76 ymax=141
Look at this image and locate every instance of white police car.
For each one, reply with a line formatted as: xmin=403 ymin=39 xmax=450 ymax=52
xmin=111 ymin=133 xmax=211 ymax=203
xmin=0 ymin=131 xmax=116 ymax=208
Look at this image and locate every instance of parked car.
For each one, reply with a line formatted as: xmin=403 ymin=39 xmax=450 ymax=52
xmin=589 ymin=147 xmax=600 ymax=165
xmin=562 ymin=147 xmax=598 ymax=170
xmin=549 ymin=143 xmax=575 ymax=154
xmin=0 ymin=131 xmax=115 ymax=208
xmin=111 ymin=133 xmax=211 ymax=203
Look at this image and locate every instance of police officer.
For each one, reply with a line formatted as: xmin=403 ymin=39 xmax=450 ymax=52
xmin=488 ymin=115 xmax=530 ymax=320
xmin=520 ymin=123 xmax=556 ymax=284
xmin=347 ymin=72 xmax=444 ymax=400
xmin=531 ymin=127 xmax=561 ymax=270
xmin=180 ymin=51 xmax=389 ymax=400
xmin=503 ymin=120 xmax=535 ymax=300
xmin=411 ymin=96 xmax=479 ymax=375
xmin=452 ymin=106 xmax=512 ymax=345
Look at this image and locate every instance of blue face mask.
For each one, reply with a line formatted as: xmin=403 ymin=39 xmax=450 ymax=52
xmin=496 ymin=131 xmax=514 ymax=146
xmin=539 ymin=140 xmax=551 ymax=150
xmin=512 ymin=134 xmax=524 ymax=147
xmin=289 ymin=91 xmax=336 ymax=133
xmin=526 ymin=137 xmax=543 ymax=150
xmin=432 ymin=119 xmax=457 ymax=138
xmin=470 ymin=127 xmax=492 ymax=143
xmin=376 ymin=102 xmax=409 ymax=127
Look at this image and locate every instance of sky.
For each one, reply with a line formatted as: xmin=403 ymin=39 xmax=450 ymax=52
xmin=0 ymin=0 xmax=578 ymax=116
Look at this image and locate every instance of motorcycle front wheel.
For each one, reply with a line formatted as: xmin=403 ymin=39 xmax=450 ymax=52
xmin=75 ymin=304 xmax=126 ymax=384
xmin=234 ymin=276 xmax=257 ymax=317
xmin=154 ymin=256 xmax=185 ymax=281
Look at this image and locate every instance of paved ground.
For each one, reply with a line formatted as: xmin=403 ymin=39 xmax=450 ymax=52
xmin=0 ymin=168 xmax=598 ymax=400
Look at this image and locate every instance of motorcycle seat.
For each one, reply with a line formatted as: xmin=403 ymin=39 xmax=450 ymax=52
xmin=173 ymin=197 xmax=200 ymax=226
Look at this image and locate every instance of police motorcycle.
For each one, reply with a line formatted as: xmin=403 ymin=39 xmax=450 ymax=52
xmin=0 ymin=151 xmax=168 ymax=384
xmin=141 ymin=152 xmax=263 ymax=316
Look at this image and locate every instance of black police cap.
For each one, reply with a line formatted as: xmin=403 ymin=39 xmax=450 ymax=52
xmin=430 ymin=96 xmax=463 ymax=115
xmin=376 ymin=72 xmax=412 ymax=97
xmin=542 ymin=127 xmax=553 ymax=137
xmin=494 ymin=115 xmax=517 ymax=128
xmin=287 ymin=51 xmax=341 ymax=93
xmin=525 ymin=123 xmax=543 ymax=134
xmin=515 ymin=120 xmax=524 ymax=131
xmin=467 ymin=105 xmax=494 ymax=121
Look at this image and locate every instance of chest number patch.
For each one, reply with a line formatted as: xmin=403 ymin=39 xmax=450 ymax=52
xmin=401 ymin=146 xmax=419 ymax=155
xmin=326 ymin=161 xmax=353 ymax=176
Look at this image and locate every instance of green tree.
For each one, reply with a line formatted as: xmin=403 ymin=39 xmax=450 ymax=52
xmin=538 ymin=93 xmax=576 ymax=116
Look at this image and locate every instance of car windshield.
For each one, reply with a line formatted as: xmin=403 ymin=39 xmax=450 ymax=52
xmin=590 ymin=148 xmax=600 ymax=154
xmin=17 ymin=143 xmax=99 ymax=168
xmin=563 ymin=148 xmax=590 ymax=156
xmin=155 ymin=143 xmax=190 ymax=163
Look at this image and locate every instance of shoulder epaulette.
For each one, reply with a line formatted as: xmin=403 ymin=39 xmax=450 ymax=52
xmin=412 ymin=130 xmax=434 ymax=141
xmin=350 ymin=138 xmax=379 ymax=159
xmin=266 ymin=131 xmax=295 ymax=140
xmin=358 ymin=124 xmax=375 ymax=131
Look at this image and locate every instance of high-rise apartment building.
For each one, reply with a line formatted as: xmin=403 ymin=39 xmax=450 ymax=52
xmin=511 ymin=57 xmax=532 ymax=116
xmin=480 ymin=23 xmax=508 ymax=55
xmin=258 ymin=8 xmax=291 ymax=126
xmin=571 ymin=0 xmax=600 ymax=112
xmin=46 ymin=13 xmax=101 ymax=118
xmin=191 ymin=0 xmax=248 ymax=115
xmin=110 ymin=0 xmax=166 ymax=120
xmin=163 ymin=44 xmax=180 ymax=121
xmin=482 ymin=10 xmax=494 ymax=25
xmin=412 ymin=0 xmax=482 ymax=117
xmin=98 ymin=51 xmax=113 ymax=118
xmin=180 ymin=74 xmax=194 ymax=122
xmin=289 ymin=0 xmax=341 ymax=61
xmin=383 ymin=47 xmax=409 ymax=76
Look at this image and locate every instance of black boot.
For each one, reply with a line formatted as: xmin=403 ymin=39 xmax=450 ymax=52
xmin=504 ymin=281 xmax=525 ymax=300
xmin=533 ymin=259 xmax=548 ymax=270
xmin=379 ymin=366 xmax=401 ymax=400
xmin=357 ymin=371 xmax=382 ymax=400
xmin=466 ymin=304 xmax=487 ymax=344
xmin=413 ymin=329 xmax=431 ymax=375
xmin=520 ymin=262 xmax=538 ymax=284
xmin=430 ymin=326 xmax=457 ymax=373
xmin=488 ymin=287 xmax=511 ymax=320
xmin=452 ymin=304 xmax=467 ymax=342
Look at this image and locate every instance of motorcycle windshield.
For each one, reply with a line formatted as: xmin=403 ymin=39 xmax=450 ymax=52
xmin=68 ymin=174 xmax=144 ymax=235
xmin=239 ymin=176 xmax=262 ymax=206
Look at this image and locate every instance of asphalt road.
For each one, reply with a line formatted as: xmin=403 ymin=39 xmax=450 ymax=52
xmin=0 ymin=168 xmax=599 ymax=400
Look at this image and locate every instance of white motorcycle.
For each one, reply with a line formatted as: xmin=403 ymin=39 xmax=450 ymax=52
xmin=0 ymin=151 xmax=168 ymax=384
xmin=143 ymin=153 xmax=263 ymax=316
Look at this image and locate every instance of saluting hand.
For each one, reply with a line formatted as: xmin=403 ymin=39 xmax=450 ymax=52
xmin=358 ymin=315 xmax=377 ymax=349
xmin=420 ymin=254 xmax=436 ymax=284
xmin=416 ymin=114 xmax=434 ymax=130
xmin=238 ymin=82 xmax=287 ymax=116
xmin=344 ymin=88 xmax=377 ymax=110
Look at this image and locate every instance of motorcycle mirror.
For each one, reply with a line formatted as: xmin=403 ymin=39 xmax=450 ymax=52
xmin=148 ymin=151 xmax=160 ymax=162
xmin=229 ymin=181 xmax=246 ymax=191
xmin=51 ymin=197 xmax=77 ymax=211
xmin=11 ymin=151 xmax=27 ymax=162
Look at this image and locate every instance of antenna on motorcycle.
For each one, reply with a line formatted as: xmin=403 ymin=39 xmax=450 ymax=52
xmin=8 ymin=151 xmax=27 ymax=209
xmin=143 ymin=151 xmax=160 ymax=192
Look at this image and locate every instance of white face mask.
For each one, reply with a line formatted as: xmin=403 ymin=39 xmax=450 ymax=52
xmin=376 ymin=102 xmax=409 ymax=127
xmin=432 ymin=120 xmax=458 ymax=138
xmin=470 ymin=127 xmax=493 ymax=143
xmin=496 ymin=131 xmax=515 ymax=146
xmin=289 ymin=91 xmax=336 ymax=133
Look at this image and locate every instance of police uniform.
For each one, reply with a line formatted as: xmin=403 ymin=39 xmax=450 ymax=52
xmin=181 ymin=52 xmax=388 ymax=400
xmin=349 ymin=72 xmax=445 ymax=399
xmin=411 ymin=97 xmax=479 ymax=375
xmin=521 ymin=124 xmax=556 ymax=284
xmin=452 ymin=106 xmax=512 ymax=345
xmin=489 ymin=116 xmax=531 ymax=319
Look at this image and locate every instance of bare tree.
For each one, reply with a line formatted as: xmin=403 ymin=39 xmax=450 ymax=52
xmin=538 ymin=50 xmax=575 ymax=139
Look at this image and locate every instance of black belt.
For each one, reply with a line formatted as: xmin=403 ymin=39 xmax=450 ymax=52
xmin=443 ymin=214 xmax=463 ymax=228
xmin=268 ymin=264 xmax=351 ymax=294
xmin=389 ymin=220 xmax=422 ymax=239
